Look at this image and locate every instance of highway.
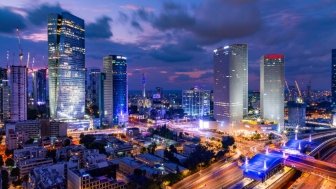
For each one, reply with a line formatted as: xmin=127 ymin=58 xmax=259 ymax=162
xmin=172 ymin=151 xmax=243 ymax=189
xmin=171 ymin=161 xmax=243 ymax=189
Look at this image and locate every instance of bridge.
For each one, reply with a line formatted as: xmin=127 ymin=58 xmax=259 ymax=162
xmin=242 ymin=132 xmax=336 ymax=182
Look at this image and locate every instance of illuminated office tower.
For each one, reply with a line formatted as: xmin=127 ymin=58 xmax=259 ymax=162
xmin=213 ymin=44 xmax=248 ymax=124
xmin=260 ymin=54 xmax=285 ymax=127
xmin=332 ymin=49 xmax=336 ymax=111
xmin=10 ymin=65 xmax=27 ymax=121
xmin=0 ymin=68 xmax=10 ymax=122
xmin=182 ymin=87 xmax=210 ymax=118
xmin=33 ymin=69 xmax=47 ymax=106
xmin=48 ymin=12 xmax=85 ymax=119
xmin=87 ymin=68 xmax=105 ymax=125
xmin=103 ymin=55 xmax=128 ymax=125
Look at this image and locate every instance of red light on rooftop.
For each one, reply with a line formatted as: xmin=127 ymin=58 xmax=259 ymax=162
xmin=264 ymin=54 xmax=284 ymax=59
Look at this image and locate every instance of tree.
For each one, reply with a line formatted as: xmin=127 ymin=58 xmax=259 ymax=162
xmin=5 ymin=158 xmax=14 ymax=167
xmin=63 ymin=138 xmax=71 ymax=147
xmin=221 ymin=136 xmax=235 ymax=149
xmin=0 ymin=155 xmax=4 ymax=167
xmin=169 ymin=145 xmax=178 ymax=154
xmin=1 ymin=170 xmax=9 ymax=189
xmin=5 ymin=149 xmax=13 ymax=157
xmin=10 ymin=167 xmax=20 ymax=178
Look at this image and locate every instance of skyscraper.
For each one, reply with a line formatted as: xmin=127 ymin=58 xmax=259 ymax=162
xmin=260 ymin=54 xmax=285 ymax=127
xmin=0 ymin=68 xmax=10 ymax=122
xmin=331 ymin=49 xmax=336 ymax=111
xmin=103 ymin=55 xmax=128 ymax=125
xmin=213 ymin=44 xmax=248 ymax=125
xmin=87 ymin=68 xmax=105 ymax=125
xmin=33 ymin=69 xmax=47 ymax=106
xmin=10 ymin=65 xmax=27 ymax=121
xmin=48 ymin=12 xmax=85 ymax=119
xmin=182 ymin=87 xmax=210 ymax=118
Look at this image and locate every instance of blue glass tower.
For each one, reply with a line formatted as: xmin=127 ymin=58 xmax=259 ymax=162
xmin=332 ymin=49 xmax=336 ymax=112
xmin=103 ymin=55 xmax=128 ymax=125
xmin=48 ymin=12 xmax=85 ymax=119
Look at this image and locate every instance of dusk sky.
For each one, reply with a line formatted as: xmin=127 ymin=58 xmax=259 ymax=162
xmin=0 ymin=0 xmax=335 ymax=90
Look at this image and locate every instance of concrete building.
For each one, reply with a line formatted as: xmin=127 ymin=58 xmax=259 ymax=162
xmin=287 ymin=99 xmax=306 ymax=127
xmin=48 ymin=12 xmax=85 ymax=119
xmin=15 ymin=120 xmax=41 ymax=139
xmin=332 ymin=49 xmax=336 ymax=111
xmin=9 ymin=65 xmax=27 ymax=121
xmin=29 ymin=163 xmax=66 ymax=189
xmin=103 ymin=55 xmax=128 ymax=125
xmin=67 ymin=166 xmax=126 ymax=189
xmin=18 ymin=157 xmax=53 ymax=178
xmin=0 ymin=68 xmax=10 ymax=122
xmin=14 ymin=146 xmax=47 ymax=162
xmin=260 ymin=54 xmax=285 ymax=128
xmin=182 ymin=87 xmax=210 ymax=118
xmin=213 ymin=44 xmax=248 ymax=125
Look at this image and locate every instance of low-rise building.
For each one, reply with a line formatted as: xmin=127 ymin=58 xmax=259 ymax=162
xmin=17 ymin=157 xmax=53 ymax=178
xmin=135 ymin=153 xmax=164 ymax=166
xmin=67 ymin=167 xmax=126 ymax=189
xmin=14 ymin=146 xmax=47 ymax=162
xmin=29 ymin=163 xmax=66 ymax=189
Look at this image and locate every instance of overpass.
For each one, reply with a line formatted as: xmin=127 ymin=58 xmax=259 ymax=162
xmin=242 ymin=132 xmax=336 ymax=182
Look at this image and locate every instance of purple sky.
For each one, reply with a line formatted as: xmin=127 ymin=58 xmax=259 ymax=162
xmin=0 ymin=0 xmax=335 ymax=90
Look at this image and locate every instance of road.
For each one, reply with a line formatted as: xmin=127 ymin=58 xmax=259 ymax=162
xmin=171 ymin=161 xmax=243 ymax=189
xmin=289 ymin=151 xmax=336 ymax=189
xmin=172 ymin=151 xmax=243 ymax=189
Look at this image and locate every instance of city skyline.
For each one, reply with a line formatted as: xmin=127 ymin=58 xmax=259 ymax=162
xmin=0 ymin=1 xmax=335 ymax=90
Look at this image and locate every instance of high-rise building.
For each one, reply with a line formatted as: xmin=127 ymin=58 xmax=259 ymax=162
xmin=33 ymin=69 xmax=47 ymax=106
xmin=0 ymin=68 xmax=10 ymax=122
xmin=260 ymin=54 xmax=285 ymax=127
xmin=103 ymin=55 xmax=128 ymax=125
xmin=287 ymin=99 xmax=306 ymax=127
xmin=182 ymin=87 xmax=210 ymax=118
xmin=87 ymin=68 xmax=105 ymax=125
xmin=332 ymin=49 xmax=336 ymax=111
xmin=213 ymin=44 xmax=248 ymax=125
xmin=10 ymin=65 xmax=27 ymax=122
xmin=48 ymin=12 xmax=85 ymax=120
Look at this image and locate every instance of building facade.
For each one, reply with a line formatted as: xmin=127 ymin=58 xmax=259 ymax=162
xmin=213 ymin=44 xmax=248 ymax=125
xmin=87 ymin=68 xmax=105 ymax=123
xmin=103 ymin=55 xmax=128 ymax=125
xmin=182 ymin=87 xmax=210 ymax=118
xmin=48 ymin=12 xmax=85 ymax=120
xmin=260 ymin=54 xmax=285 ymax=128
xmin=0 ymin=68 xmax=10 ymax=122
xmin=33 ymin=68 xmax=47 ymax=106
xmin=332 ymin=49 xmax=336 ymax=111
xmin=10 ymin=65 xmax=27 ymax=121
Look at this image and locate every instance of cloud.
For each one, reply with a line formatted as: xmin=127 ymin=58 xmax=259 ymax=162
xmin=142 ymin=0 xmax=261 ymax=44
xmin=131 ymin=20 xmax=143 ymax=32
xmin=86 ymin=16 xmax=113 ymax=39
xmin=27 ymin=3 xmax=66 ymax=26
xmin=0 ymin=7 xmax=26 ymax=34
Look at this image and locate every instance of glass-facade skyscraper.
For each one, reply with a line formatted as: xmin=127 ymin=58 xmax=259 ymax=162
xmin=332 ymin=49 xmax=336 ymax=111
xmin=213 ymin=44 xmax=248 ymax=125
xmin=260 ymin=54 xmax=285 ymax=128
xmin=103 ymin=55 xmax=128 ymax=125
xmin=33 ymin=68 xmax=47 ymax=106
xmin=48 ymin=12 xmax=85 ymax=120
xmin=182 ymin=87 xmax=210 ymax=118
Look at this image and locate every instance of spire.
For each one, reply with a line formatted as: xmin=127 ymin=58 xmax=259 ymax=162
xmin=142 ymin=73 xmax=146 ymax=98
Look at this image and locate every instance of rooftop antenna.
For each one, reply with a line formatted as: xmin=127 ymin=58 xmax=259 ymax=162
xmin=16 ymin=28 xmax=23 ymax=65
xmin=26 ymin=52 xmax=30 ymax=68
xmin=6 ymin=51 xmax=9 ymax=68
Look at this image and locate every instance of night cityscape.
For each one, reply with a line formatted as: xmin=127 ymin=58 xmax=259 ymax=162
xmin=0 ymin=1 xmax=336 ymax=189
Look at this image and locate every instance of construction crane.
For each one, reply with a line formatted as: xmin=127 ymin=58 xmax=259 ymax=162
xmin=295 ymin=80 xmax=304 ymax=103
xmin=16 ymin=28 xmax=23 ymax=65
xmin=285 ymin=80 xmax=291 ymax=99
